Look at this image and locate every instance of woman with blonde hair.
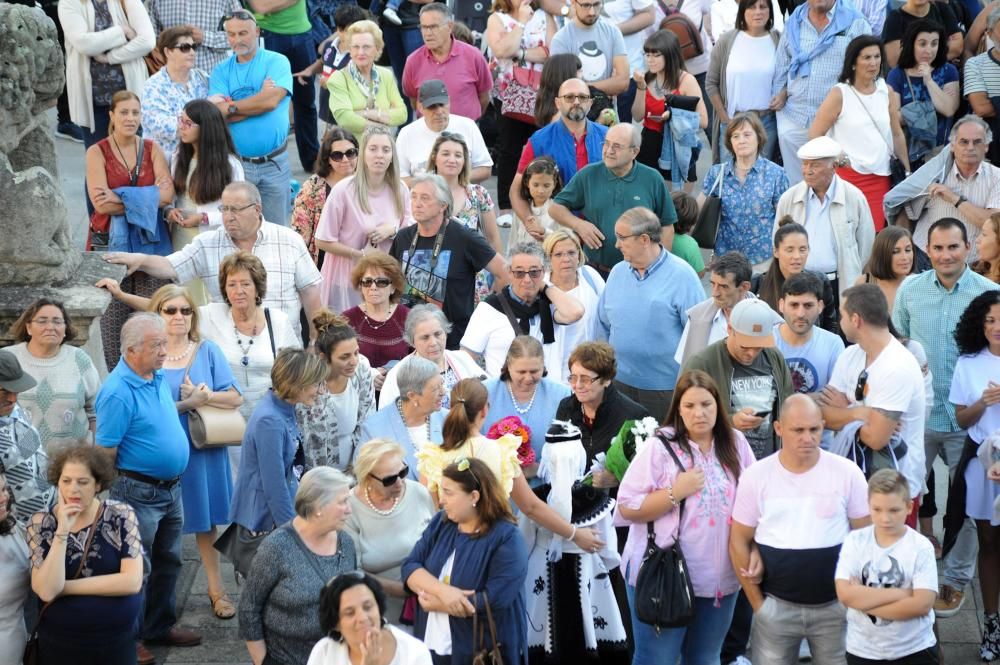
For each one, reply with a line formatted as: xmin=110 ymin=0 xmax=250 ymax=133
xmin=976 ymin=212 xmax=1000 ymax=285
xmin=315 ymin=125 xmax=414 ymax=312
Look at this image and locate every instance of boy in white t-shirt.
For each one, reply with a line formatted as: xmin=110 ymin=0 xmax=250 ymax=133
xmin=835 ymin=469 xmax=939 ymax=664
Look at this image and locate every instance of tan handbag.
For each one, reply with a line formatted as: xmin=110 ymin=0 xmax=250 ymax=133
xmin=183 ymin=342 xmax=246 ymax=449
xmin=471 ymin=591 xmax=504 ymax=665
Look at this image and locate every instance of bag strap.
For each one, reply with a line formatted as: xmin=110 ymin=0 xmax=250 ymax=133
xmin=580 ymin=266 xmax=599 ymax=294
xmin=845 ymin=84 xmax=895 ymax=156
xmin=496 ymin=289 xmax=523 ymax=336
xmin=710 ymin=164 xmax=724 ymax=198
xmin=264 ymin=308 xmax=276 ymax=359
xmin=183 ymin=340 xmax=203 ymax=382
xmin=477 ymin=591 xmax=501 ymax=654
xmin=647 ymin=433 xmax=688 ymax=542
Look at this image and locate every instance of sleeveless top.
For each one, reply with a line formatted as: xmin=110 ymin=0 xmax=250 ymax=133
xmin=90 ymin=138 xmax=157 ymax=238
xmin=642 ymin=73 xmax=687 ymax=134
xmin=829 ymin=81 xmax=892 ymax=176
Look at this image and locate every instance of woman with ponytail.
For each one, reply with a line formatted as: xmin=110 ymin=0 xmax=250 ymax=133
xmin=297 ymin=310 xmax=375 ymax=472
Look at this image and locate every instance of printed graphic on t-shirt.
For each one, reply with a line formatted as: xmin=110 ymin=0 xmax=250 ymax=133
xmin=785 ymin=356 xmax=820 ymax=394
xmin=578 ymin=40 xmax=609 ymax=81
xmin=401 ymin=249 xmax=451 ymax=308
xmin=731 ymin=364 xmax=776 ymax=459
xmin=860 ymin=552 xmax=907 ymax=627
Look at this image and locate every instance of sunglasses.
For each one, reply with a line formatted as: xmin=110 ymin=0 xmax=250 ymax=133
xmin=171 ymin=43 xmax=198 ymax=53
xmin=330 ymin=148 xmax=358 ymax=161
xmin=854 ymin=369 xmax=868 ymax=402
xmin=511 ymin=268 xmax=544 ymax=280
xmin=161 ymin=306 xmax=194 ymax=316
xmin=371 ymin=465 xmax=408 ymax=487
xmin=360 ymin=277 xmax=392 ymax=288
xmin=219 ymin=9 xmax=257 ymax=28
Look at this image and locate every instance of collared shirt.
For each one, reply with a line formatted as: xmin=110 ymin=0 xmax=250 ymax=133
xmin=893 ymin=267 xmax=1000 ymax=431
xmin=629 ymin=247 xmax=668 ymax=281
xmin=914 ymin=160 xmax=1000 ymax=261
xmin=401 ymin=39 xmax=493 ymax=120
xmin=804 ymin=176 xmax=840 ymax=274
xmin=140 ymin=67 xmax=210 ymax=157
xmin=168 ymin=221 xmax=322 ymax=335
xmin=0 ymin=405 xmax=52 ymax=524
xmin=146 ymin=0 xmax=242 ymax=72
xmin=95 ymin=360 xmax=189 ymax=479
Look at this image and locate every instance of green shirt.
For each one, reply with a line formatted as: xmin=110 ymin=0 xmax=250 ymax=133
xmin=254 ymin=0 xmax=310 ymax=34
xmin=671 ymin=233 xmax=704 ymax=274
xmin=553 ymin=160 xmax=676 ymax=267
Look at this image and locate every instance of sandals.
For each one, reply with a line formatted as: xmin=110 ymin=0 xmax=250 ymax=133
xmin=209 ymin=590 xmax=236 ymax=619
xmin=926 ymin=535 xmax=943 ymax=560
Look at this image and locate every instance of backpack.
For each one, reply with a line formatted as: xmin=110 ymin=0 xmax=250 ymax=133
xmin=656 ymin=0 xmax=704 ymax=61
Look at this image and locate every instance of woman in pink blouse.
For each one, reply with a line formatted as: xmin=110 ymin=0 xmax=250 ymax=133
xmin=614 ymin=369 xmax=756 ymax=665
xmin=314 ymin=125 xmax=413 ymax=312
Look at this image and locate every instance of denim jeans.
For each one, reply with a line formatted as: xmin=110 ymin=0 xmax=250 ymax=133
xmin=626 ymin=580 xmax=738 ymax=665
xmin=751 ymin=596 xmax=847 ymax=665
xmin=242 ymin=150 xmax=291 ymax=226
xmin=925 ymin=429 xmax=979 ymax=589
xmin=261 ymin=30 xmax=319 ymax=173
xmin=110 ymin=475 xmax=184 ymax=641
xmin=718 ymin=112 xmax=778 ymax=164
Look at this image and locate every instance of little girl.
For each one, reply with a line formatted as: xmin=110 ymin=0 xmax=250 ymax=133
xmin=511 ymin=157 xmax=563 ymax=245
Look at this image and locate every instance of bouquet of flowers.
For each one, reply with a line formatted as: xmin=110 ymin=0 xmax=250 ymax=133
xmin=486 ymin=415 xmax=535 ymax=466
xmin=587 ymin=416 xmax=660 ymax=483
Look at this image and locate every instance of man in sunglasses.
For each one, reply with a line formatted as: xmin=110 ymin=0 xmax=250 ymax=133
xmin=397 ymin=79 xmax=493 ymax=185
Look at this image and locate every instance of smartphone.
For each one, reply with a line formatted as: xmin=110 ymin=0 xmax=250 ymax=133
xmin=752 ymin=410 xmax=770 ymax=418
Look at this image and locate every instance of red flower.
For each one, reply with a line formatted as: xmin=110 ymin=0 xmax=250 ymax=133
xmin=487 ymin=416 xmax=535 ymax=467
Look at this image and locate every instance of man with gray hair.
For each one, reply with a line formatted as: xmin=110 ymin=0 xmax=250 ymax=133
xmin=103 ymin=181 xmax=322 ymax=340
xmin=550 ymin=122 xmax=677 ymax=278
xmin=96 ymin=313 xmax=201 ymax=657
xmin=390 ymin=174 xmax=508 ymax=349
xmin=597 ymin=207 xmax=703 ymax=419
xmin=401 ymin=3 xmax=493 ymax=120
xmin=461 ymin=241 xmax=584 ymax=377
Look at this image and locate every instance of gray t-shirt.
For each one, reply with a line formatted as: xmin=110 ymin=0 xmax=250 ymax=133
xmin=550 ymin=19 xmax=627 ymax=83
xmin=730 ymin=352 xmax=778 ymax=459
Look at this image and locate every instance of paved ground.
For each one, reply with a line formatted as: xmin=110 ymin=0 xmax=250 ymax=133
xmin=45 ymin=109 xmax=989 ymax=664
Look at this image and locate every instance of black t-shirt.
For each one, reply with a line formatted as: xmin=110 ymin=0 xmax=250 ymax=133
xmin=390 ymin=220 xmax=496 ymax=349
xmin=882 ymin=2 xmax=961 ymax=43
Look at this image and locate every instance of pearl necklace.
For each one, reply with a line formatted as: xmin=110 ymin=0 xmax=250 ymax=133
xmin=364 ymin=483 xmax=402 ymax=516
xmin=396 ymin=398 xmax=430 ymax=443
xmin=361 ymin=303 xmax=393 ymax=331
xmin=507 ymin=381 xmax=537 ymax=415
xmin=165 ymin=340 xmax=194 ymax=362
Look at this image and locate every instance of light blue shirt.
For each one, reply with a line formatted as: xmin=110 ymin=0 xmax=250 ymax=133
xmin=209 ymin=49 xmax=292 ymax=158
xmin=804 ymin=176 xmax=840 ymax=274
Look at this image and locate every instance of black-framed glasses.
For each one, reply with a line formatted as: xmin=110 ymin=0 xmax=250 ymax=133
xmin=330 ymin=148 xmax=358 ymax=161
xmin=854 ymin=369 xmax=868 ymax=402
xmin=511 ymin=268 xmax=543 ymax=280
xmin=371 ymin=465 xmax=408 ymax=487
xmin=171 ymin=43 xmax=198 ymax=53
xmin=218 ymin=202 xmax=257 ymax=214
xmin=161 ymin=306 xmax=194 ymax=316
xmin=558 ymin=94 xmax=592 ymax=103
xmin=360 ymin=277 xmax=392 ymax=288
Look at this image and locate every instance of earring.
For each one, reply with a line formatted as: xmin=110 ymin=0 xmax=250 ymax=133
xmin=316 ymin=512 xmax=322 ymax=518
xmin=472 ymin=501 xmax=477 ymax=508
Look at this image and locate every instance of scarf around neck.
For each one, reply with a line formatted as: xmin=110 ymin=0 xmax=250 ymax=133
xmin=785 ymin=0 xmax=865 ymax=81
xmin=485 ymin=286 xmax=555 ymax=344
xmin=348 ymin=61 xmax=381 ymax=109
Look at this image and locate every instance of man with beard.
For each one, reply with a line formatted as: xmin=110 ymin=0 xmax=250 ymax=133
xmin=775 ymin=271 xmax=845 ymax=396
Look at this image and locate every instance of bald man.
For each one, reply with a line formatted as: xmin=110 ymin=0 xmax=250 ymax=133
xmin=730 ymin=394 xmax=870 ymax=665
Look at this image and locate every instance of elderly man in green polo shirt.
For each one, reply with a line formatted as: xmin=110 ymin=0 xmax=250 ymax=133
xmin=548 ymin=122 xmax=677 ymax=278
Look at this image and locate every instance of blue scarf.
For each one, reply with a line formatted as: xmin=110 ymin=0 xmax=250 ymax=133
xmin=785 ymin=0 xmax=866 ymax=81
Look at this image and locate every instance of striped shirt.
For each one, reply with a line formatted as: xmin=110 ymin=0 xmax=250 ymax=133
xmin=892 ymin=267 xmax=1000 ymax=432
xmin=912 ymin=161 xmax=1000 ymax=262
xmin=168 ymin=221 xmax=322 ymax=335
xmin=0 ymin=406 xmax=53 ymax=524
xmin=146 ymin=0 xmax=243 ymax=72
xmin=963 ymin=50 xmax=1000 ymax=99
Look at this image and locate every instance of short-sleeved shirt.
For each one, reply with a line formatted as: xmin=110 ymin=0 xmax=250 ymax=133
xmin=949 ymin=347 xmax=1000 ymax=443
xmin=167 ymin=222 xmax=322 ymax=337
xmin=887 ymin=64 xmax=959 ymax=145
xmin=209 ymin=49 xmax=293 ymax=158
xmin=401 ymin=40 xmax=493 ymax=121
xmin=774 ymin=325 xmax=845 ymax=394
xmin=731 ymin=450 xmax=869 ymax=605
xmin=552 ymin=160 xmax=676 ymax=267
xmin=550 ymin=19 xmax=627 ymax=84
xmin=835 ymin=526 xmax=938 ymax=660
xmin=390 ymin=220 xmax=497 ymax=349
xmin=95 ymin=360 xmax=189 ymax=479
xmin=881 ymin=3 xmax=961 ymax=44
xmin=602 ymin=0 xmax=656 ymax=72
xmin=730 ymin=350 xmax=779 ymax=459
xmin=396 ymin=114 xmax=493 ymax=178
xmin=670 ymin=232 xmax=705 ymax=274
xmin=964 ymin=49 xmax=1000 ymax=101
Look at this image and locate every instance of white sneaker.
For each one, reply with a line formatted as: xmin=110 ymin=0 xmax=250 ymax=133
xmin=382 ymin=7 xmax=402 ymax=25
xmin=799 ymin=639 xmax=812 ymax=661
xmin=496 ymin=213 xmax=513 ymax=228
xmin=728 ymin=656 xmax=752 ymax=665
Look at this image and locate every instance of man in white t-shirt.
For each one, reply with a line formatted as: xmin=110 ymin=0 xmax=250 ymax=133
xmin=396 ymin=79 xmax=493 ymax=185
xmin=601 ymin=0 xmax=655 ymax=118
xmin=730 ymin=394 xmax=871 ymax=664
xmin=818 ymin=284 xmax=927 ymax=504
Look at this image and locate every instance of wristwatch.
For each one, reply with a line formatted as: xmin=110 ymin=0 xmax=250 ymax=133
xmin=955 ymin=195 xmax=967 ymax=208
xmin=227 ymin=103 xmax=238 ymax=116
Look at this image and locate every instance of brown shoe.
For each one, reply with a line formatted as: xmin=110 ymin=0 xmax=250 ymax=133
xmin=137 ymin=642 xmax=156 ymax=665
xmin=151 ymin=626 xmax=202 ymax=647
xmin=933 ymin=584 xmax=965 ymax=618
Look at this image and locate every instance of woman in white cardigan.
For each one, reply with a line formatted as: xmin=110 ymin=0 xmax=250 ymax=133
xmin=58 ymin=0 xmax=154 ymax=147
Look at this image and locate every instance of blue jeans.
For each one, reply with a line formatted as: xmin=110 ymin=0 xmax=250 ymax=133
xmin=242 ymin=150 xmax=291 ymax=226
xmin=718 ymin=112 xmax=778 ymax=164
xmin=261 ymin=30 xmax=319 ymax=173
xmin=110 ymin=475 xmax=184 ymax=641
xmin=626 ymin=580 xmax=738 ymax=665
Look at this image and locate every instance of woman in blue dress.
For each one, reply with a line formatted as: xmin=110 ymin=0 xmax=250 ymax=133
xmin=149 ymin=285 xmax=243 ymax=620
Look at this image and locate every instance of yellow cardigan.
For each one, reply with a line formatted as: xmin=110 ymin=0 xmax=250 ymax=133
xmin=326 ymin=65 xmax=407 ymax=136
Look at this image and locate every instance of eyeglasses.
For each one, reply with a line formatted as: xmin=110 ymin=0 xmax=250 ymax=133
xmin=371 ymin=465 xmax=409 ymax=487
xmin=854 ymin=369 xmax=868 ymax=402
xmin=603 ymin=140 xmax=635 ymax=152
xmin=31 ymin=318 xmax=65 ymax=327
xmin=568 ymin=373 xmax=599 ymax=387
xmin=558 ymin=94 xmax=592 ymax=103
xmin=551 ymin=250 xmax=579 ymax=261
xmin=420 ymin=22 xmax=446 ymax=31
xmin=511 ymin=268 xmax=544 ymax=280
xmin=218 ymin=202 xmax=257 ymax=214
xmin=161 ymin=306 xmax=194 ymax=316
xmin=330 ymin=148 xmax=358 ymax=161
xmin=577 ymin=0 xmax=603 ymax=9
xmin=177 ymin=115 xmax=197 ymax=129
xmin=171 ymin=43 xmax=198 ymax=53
xmin=614 ymin=231 xmax=641 ymax=241
xmin=360 ymin=277 xmax=392 ymax=288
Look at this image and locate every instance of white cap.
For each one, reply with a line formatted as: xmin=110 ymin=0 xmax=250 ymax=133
xmin=729 ymin=299 xmax=777 ymax=348
xmin=796 ymin=136 xmax=842 ymax=161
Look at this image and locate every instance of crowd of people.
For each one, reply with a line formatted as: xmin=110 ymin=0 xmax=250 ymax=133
xmin=5 ymin=0 xmax=1000 ymax=663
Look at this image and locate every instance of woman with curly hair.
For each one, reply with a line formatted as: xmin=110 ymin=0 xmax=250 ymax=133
xmin=945 ymin=291 xmax=1000 ymax=660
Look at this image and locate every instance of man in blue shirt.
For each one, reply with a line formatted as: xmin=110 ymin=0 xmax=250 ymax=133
xmin=597 ymin=207 xmax=703 ymax=420
xmin=210 ymin=9 xmax=293 ymax=226
xmin=96 ymin=313 xmax=198 ymax=659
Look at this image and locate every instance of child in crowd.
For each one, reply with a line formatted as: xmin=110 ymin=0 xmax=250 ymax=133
xmin=669 ymin=190 xmax=705 ymax=276
xmin=370 ymin=0 xmax=405 ymax=25
xmin=835 ymin=469 xmax=939 ymax=665
xmin=510 ymin=157 xmax=562 ymax=245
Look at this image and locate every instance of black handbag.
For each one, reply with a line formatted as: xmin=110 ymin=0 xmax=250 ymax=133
xmin=214 ymin=522 xmax=271 ymax=582
xmin=692 ymin=166 xmax=723 ymax=249
xmin=633 ymin=435 xmax=696 ymax=632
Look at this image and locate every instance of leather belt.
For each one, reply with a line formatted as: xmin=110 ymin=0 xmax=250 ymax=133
xmin=240 ymin=145 xmax=286 ymax=164
xmin=118 ymin=469 xmax=180 ymax=489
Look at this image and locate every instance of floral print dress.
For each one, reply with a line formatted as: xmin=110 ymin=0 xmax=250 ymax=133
xmin=453 ymin=183 xmax=496 ymax=301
